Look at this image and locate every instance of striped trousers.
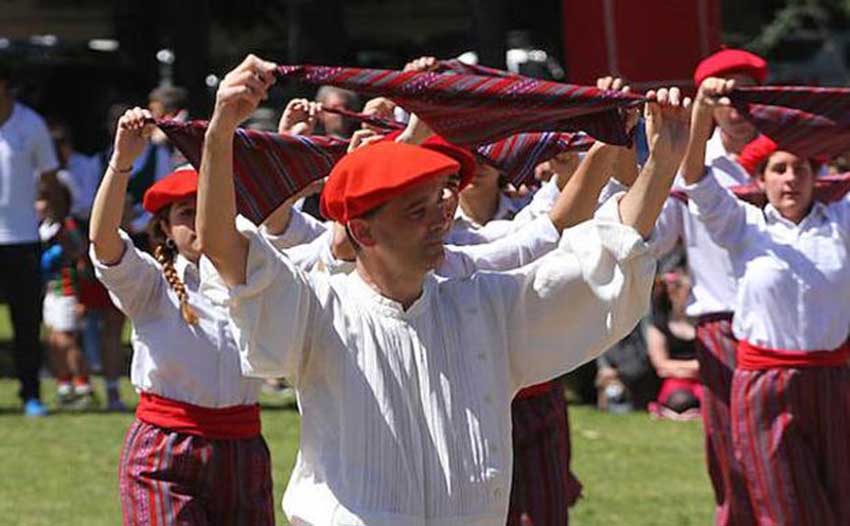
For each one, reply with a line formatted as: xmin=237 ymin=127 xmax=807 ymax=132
xmin=119 ymin=420 xmax=275 ymax=526
xmin=695 ymin=315 xmax=755 ymax=526
xmin=507 ymin=382 xmax=582 ymax=526
xmin=732 ymin=365 xmax=850 ymax=526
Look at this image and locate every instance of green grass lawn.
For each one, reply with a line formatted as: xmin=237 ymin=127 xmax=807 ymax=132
xmin=0 ymin=304 xmax=714 ymax=525
xmin=0 ymin=379 xmax=714 ymax=525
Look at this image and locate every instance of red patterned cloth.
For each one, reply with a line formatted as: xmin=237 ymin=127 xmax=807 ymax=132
xmin=731 ymin=86 xmax=850 ymax=159
xmin=157 ymin=119 xmax=348 ymax=224
xmin=477 ymin=132 xmax=594 ymax=185
xmin=670 ymin=173 xmax=850 ymax=209
xmin=119 ymin=419 xmax=274 ymax=526
xmin=275 ymin=65 xmax=640 ymax=147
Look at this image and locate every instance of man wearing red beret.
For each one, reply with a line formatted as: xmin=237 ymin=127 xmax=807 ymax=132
xmin=650 ymin=49 xmax=768 ymax=526
xmin=196 ymin=54 xmax=689 ymax=525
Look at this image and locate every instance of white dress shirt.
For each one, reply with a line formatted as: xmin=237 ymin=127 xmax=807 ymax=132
xmin=208 ymin=209 xmax=655 ymax=525
xmin=686 ymin=174 xmax=850 ymax=351
xmin=0 ymin=103 xmax=60 ymax=244
xmin=651 ymin=129 xmax=751 ymax=317
xmin=91 ymin=230 xmax=263 ymax=407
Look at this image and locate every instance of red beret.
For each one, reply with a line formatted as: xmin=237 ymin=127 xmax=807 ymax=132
xmin=142 ymin=168 xmax=198 ymax=214
xmin=694 ymin=49 xmax=768 ymax=88
xmin=320 ymin=141 xmax=460 ymax=223
xmin=737 ymin=135 xmax=777 ymax=175
xmin=383 ymin=132 xmax=476 ymax=191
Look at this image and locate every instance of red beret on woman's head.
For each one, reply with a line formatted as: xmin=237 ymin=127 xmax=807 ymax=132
xmin=320 ymin=141 xmax=460 ymax=223
xmin=738 ymin=135 xmax=778 ymax=176
xmin=142 ymin=168 xmax=199 ymax=214
xmin=694 ymin=48 xmax=768 ymax=88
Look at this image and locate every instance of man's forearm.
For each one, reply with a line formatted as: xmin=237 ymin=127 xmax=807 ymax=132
xmin=548 ymin=143 xmax=618 ymax=232
xmin=680 ymin=108 xmax=714 ymax=186
xmin=618 ymin=153 xmax=680 ymax=238
xmin=197 ymin=123 xmax=248 ymax=285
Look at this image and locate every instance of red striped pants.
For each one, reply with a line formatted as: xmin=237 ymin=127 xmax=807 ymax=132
xmin=732 ymin=364 xmax=850 ymax=526
xmin=118 ymin=419 xmax=275 ymax=526
xmin=507 ymin=382 xmax=582 ymax=526
xmin=695 ymin=315 xmax=755 ymax=526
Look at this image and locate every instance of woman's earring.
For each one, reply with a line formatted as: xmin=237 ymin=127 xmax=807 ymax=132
xmin=166 ymin=238 xmax=176 ymax=250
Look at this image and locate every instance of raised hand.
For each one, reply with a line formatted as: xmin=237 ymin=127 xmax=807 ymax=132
xmin=403 ymin=56 xmax=438 ymax=73
xmin=361 ymin=97 xmax=397 ymax=131
xmin=596 ymin=76 xmax=640 ymax=134
xmin=279 ymin=98 xmax=321 ymax=135
xmin=112 ymin=107 xmax=155 ymax=170
xmin=644 ymin=87 xmax=692 ymax=165
xmin=347 ymin=129 xmax=386 ymax=153
xmin=211 ymin=54 xmax=278 ymax=133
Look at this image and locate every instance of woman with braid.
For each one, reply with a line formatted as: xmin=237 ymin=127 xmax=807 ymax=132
xmin=88 ymin=107 xmax=274 ymax=526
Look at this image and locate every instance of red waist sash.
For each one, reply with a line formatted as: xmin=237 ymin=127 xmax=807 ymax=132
xmin=136 ymin=392 xmax=261 ymax=440
xmin=516 ymin=381 xmax=555 ymax=400
xmin=737 ymin=340 xmax=850 ymax=371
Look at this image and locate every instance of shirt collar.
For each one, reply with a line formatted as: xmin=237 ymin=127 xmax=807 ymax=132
xmin=764 ymin=200 xmax=828 ymax=230
xmin=173 ymin=253 xmax=200 ymax=291
xmin=349 ymin=270 xmax=434 ymax=320
xmin=454 ymin=193 xmax=520 ymax=227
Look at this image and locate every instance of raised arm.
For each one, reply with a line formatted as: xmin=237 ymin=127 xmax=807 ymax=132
xmin=679 ymin=77 xmax=736 ymax=186
xmin=89 ymin=107 xmax=155 ymax=264
xmin=618 ymin=88 xmax=691 ymax=238
xmin=197 ymin=54 xmax=278 ymax=287
xmin=547 ymin=142 xmax=619 ymax=231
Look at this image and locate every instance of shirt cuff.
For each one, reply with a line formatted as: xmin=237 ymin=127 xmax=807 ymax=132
xmin=682 ymin=168 xmax=725 ymax=213
xmin=89 ymin=229 xmax=146 ymax=285
xmin=219 ymin=215 xmax=289 ymax=301
xmin=594 ymin=190 xmax=626 ymax=223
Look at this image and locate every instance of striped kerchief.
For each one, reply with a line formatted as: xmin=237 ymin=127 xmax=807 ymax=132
xmin=157 ymin=119 xmax=348 ymax=224
xmin=476 ymin=132 xmax=594 ymax=185
xmin=670 ymin=173 xmax=850 ymax=208
xmin=731 ymin=86 xmax=850 ymax=159
xmin=275 ymin=65 xmax=641 ymax=147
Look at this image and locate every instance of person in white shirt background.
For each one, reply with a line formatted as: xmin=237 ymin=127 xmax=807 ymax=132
xmin=88 ymin=107 xmax=276 ymax=526
xmin=0 ymin=59 xmax=60 ymax=417
xmin=195 ymin=54 xmax=689 ymax=525
xmin=649 ymin=47 xmax=768 ymax=526
xmin=681 ymin=76 xmax=850 ymax=526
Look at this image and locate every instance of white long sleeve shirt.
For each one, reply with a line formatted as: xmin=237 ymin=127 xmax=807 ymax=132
xmin=445 ymin=180 xmax=560 ymax=246
xmin=686 ymin=174 xmax=850 ymax=351
xmin=274 ymin=214 xmax=561 ymax=279
xmin=209 ymin=211 xmax=654 ymax=525
xmin=91 ymin=230 xmax=263 ymax=407
xmin=650 ymin=129 xmax=751 ymax=317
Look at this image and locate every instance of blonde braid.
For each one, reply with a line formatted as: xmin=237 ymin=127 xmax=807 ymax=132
xmin=154 ymin=244 xmax=199 ymax=325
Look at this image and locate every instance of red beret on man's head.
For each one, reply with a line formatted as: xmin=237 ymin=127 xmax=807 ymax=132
xmin=320 ymin=141 xmax=460 ymax=223
xmin=694 ymin=48 xmax=768 ymax=88
xmin=142 ymin=168 xmax=199 ymax=214
xmin=382 ymin=131 xmax=476 ymax=191
xmin=738 ymin=135 xmax=778 ymax=175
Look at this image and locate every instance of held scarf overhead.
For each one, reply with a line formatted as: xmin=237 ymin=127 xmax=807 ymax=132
xmin=156 ymin=119 xmax=348 ymax=224
xmin=730 ymin=86 xmax=850 ymax=159
xmin=158 ymin=118 xmax=595 ymax=222
xmin=274 ymin=64 xmax=641 ymax=147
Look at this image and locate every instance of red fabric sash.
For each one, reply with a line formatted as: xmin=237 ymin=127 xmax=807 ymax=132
xmin=135 ymin=392 xmax=261 ymax=440
xmin=737 ymin=339 xmax=850 ymax=371
xmin=516 ymin=381 xmax=555 ymax=400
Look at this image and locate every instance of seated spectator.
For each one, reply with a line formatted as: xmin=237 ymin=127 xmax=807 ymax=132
xmin=647 ymin=251 xmax=702 ymax=420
